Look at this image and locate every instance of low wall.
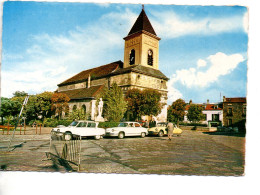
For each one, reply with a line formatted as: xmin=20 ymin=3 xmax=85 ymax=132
xmin=180 ymin=125 xmax=217 ymax=132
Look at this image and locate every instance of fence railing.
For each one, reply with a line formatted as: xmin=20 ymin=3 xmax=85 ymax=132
xmin=0 ymin=124 xmax=43 ymax=135
xmin=46 ymin=131 xmax=81 ymax=171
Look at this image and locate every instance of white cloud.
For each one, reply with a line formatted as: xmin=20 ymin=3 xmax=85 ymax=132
xmin=197 ymin=59 xmax=207 ymax=68
xmin=151 ymin=11 xmax=245 ymax=39
xmin=168 ymin=52 xmax=245 ymax=102
xmin=243 ymin=11 xmax=249 ymax=33
xmin=1 ymin=8 xmax=137 ymax=97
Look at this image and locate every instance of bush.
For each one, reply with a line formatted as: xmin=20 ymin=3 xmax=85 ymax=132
xmin=57 ymin=119 xmax=73 ymax=127
xmin=98 ymin=122 xmax=120 ymax=129
xmin=43 ymin=118 xmax=58 ymax=127
xmin=43 ymin=118 xmax=73 ymax=127
xmin=28 ymin=120 xmax=43 ymax=126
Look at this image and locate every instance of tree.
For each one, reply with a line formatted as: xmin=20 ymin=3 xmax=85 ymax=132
xmin=0 ymin=98 xmax=12 ymax=125
xmin=140 ymin=89 xmax=162 ymax=117
xmin=187 ymin=104 xmax=204 ymax=123
xmin=13 ymin=91 xmax=28 ymax=97
xmin=125 ymin=88 xmax=143 ymax=120
xmin=167 ymin=98 xmax=186 ymax=126
xmin=0 ymin=97 xmax=23 ymax=125
xmin=125 ymin=88 xmax=162 ymax=121
xmin=35 ymin=91 xmax=54 ymax=120
xmin=51 ymin=93 xmax=70 ymax=120
xmin=69 ymin=108 xmax=89 ymax=121
xmin=100 ymin=83 xmax=128 ymax=122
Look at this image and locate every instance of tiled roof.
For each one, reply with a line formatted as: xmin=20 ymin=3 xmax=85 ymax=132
xmin=204 ymin=104 xmax=223 ymax=110
xmin=223 ymin=97 xmax=246 ymax=103
xmin=58 ymin=61 xmax=123 ymax=86
xmin=58 ymin=85 xmax=104 ymax=100
xmin=185 ymin=104 xmax=223 ymax=111
xmin=111 ymin=65 xmax=169 ymax=80
xmin=127 ymin=8 xmax=157 ymax=37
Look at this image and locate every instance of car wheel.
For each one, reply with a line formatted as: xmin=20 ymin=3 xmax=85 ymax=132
xmin=64 ymin=132 xmax=73 ymax=141
xmin=158 ymin=130 xmax=164 ymax=137
xmin=141 ymin=132 xmax=145 ymax=138
xmin=94 ymin=135 xmax=101 ymax=140
xmin=118 ymin=132 xmax=124 ymax=139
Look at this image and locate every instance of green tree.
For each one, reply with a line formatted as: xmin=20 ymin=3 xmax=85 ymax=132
xmin=187 ymin=104 xmax=204 ymax=123
xmin=140 ymin=89 xmax=162 ymax=117
xmin=69 ymin=108 xmax=88 ymax=121
xmin=125 ymin=88 xmax=143 ymax=120
xmin=35 ymin=91 xmax=54 ymax=120
xmin=51 ymin=93 xmax=70 ymax=120
xmin=0 ymin=98 xmax=12 ymax=125
xmin=13 ymin=91 xmax=28 ymax=97
xmin=100 ymin=83 xmax=128 ymax=122
xmin=167 ymin=98 xmax=186 ymax=126
xmin=125 ymin=88 xmax=162 ymax=121
xmin=24 ymin=95 xmax=38 ymax=123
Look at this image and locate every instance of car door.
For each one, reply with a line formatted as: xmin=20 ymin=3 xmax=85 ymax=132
xmin=134 ymin=122 xmax=142 ymax=135
xmin=126 ymin=122 xmax=135 ymax=136
xmin=74 ymin=122 xmax=87 ymax=136
xmin=86 ymin=122 xmax=97 ymax=136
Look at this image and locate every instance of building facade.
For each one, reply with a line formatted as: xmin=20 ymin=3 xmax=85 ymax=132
xmin=222 ymin=96 xmax=246 ymax=132
xmin=56 ymin=7 xmax=169 ymax=122
xmin=184 ymin=100 xmax=223 ymax=127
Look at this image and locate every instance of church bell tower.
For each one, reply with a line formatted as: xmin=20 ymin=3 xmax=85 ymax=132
xmin=123 ymin=6 xmax=161 ymax=70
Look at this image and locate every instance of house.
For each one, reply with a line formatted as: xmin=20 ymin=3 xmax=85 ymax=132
xmin=222 ymin=96 xmax=246 ymax=132
xmin=184 ymin=100 xmax=223 ymax=127
xmin=56 ymin=7 xmax=169 ymax=122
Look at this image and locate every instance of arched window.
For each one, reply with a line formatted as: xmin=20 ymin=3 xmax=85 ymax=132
xmin=147 ymin=49 xmax=153 ymax=66
xmin=129 ymin=49 xmax=135 ymax=65
xmin=81 ymin=105 xmax=86 ymax=115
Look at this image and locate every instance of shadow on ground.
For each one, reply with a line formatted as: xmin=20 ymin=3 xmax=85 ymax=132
xmin=203 ymin=131 xmax=246 ymax=137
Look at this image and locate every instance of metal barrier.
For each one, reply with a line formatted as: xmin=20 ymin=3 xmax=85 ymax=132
xmin=46 ymin=132 xmax=82 ymax=171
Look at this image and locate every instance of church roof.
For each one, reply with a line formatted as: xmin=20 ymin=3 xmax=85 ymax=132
xmin=127 ymin=8 xmax=157 ymax=37
xmin=58 ymin=60 xmax=168 ymax=88
xmin=111 ymin=65 xmax=169 ymax=81
xmin=58 ymin=85 xmax=104 ymax=100
xmin=58 ymin=61 xmax=123 ymax=87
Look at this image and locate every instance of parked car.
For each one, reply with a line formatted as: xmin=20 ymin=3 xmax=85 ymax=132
xmin=105 ymin=122 xmax=148 ymax=139
xmin=51 ymin=120 xmax=105 ymax=140
xmin=148 ymin=122 xmax=183 ymax=137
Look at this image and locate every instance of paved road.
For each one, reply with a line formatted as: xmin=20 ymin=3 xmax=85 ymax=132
xmin=0 ymin=130 xmax=245 ymax=176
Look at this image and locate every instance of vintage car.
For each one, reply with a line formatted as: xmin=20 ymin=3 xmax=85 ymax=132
xmin=51 ymin=120 xmax=105 ymax=140
xmin=105 ymin=122 xmax=148 ymax=139
xmin=148 ymin=122 xmax=183 ymax=137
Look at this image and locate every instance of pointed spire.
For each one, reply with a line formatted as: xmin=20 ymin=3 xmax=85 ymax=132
xmin=127 ymin=6 xmax=157 ymax=36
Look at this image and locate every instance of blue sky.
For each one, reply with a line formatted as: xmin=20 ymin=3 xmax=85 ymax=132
xmin=1 ymin=1 xmax=248 ymax=104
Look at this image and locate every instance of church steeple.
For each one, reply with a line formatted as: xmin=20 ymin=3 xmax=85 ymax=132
xmin=127 ymin=6 xmax=157 ymax=37
xmin=123 ymin=6 xmax=160 ymax=70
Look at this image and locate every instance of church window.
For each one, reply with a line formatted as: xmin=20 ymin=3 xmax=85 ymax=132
xmin=129 ymin=49 xmax=135 ymax=65
xmin=148 ymin=49 xmax=153 ymax=66
xmin=81 ymin=105 xmax=86 ymax=114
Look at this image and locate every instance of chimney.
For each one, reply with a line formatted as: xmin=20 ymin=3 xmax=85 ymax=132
xmin=88 ymin=74 xmax=91 ymax=88
xmin=189 ymin=100 xmax=192 ymax=104
xmin=207 ymin=99 xmax=209 ymax=104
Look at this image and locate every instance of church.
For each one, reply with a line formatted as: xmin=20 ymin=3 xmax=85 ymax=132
xmin=56 ymin=7 xmax=169 ymax=122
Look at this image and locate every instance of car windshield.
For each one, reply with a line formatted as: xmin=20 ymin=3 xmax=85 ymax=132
xmin=118 ymin=123 xmax=128 ymax=127
xmin=69 ymin=121 xmax=78 ymax=127
xmin=157 ymin=123 xmax=166 ymax=127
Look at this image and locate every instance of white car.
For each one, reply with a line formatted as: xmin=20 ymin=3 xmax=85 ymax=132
xmin=51 ymin=120 xmax=105 ymax=140
xmin=105 ymin=122 xmax=148 ymax=139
